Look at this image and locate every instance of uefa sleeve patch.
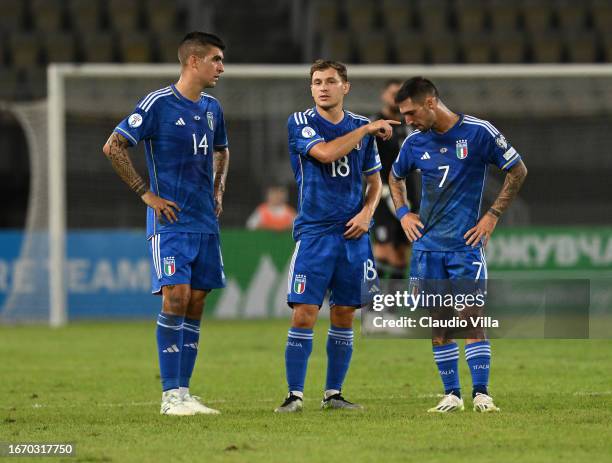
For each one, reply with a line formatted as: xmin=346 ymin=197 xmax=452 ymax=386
xmin=128 ymin=113 xmax=143 ymax=128
xmin=301 ymin=126 xmax=316 ymax=139
xmin=495 ymin=134 xmax=508 ymax=150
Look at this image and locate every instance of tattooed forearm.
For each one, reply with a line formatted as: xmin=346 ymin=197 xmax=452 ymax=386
xmin=489 ymin=160 xmax=528 ymax=216
xmin=213 ymin=148 xmax=229 ymax=196
xmin=388 ymin=171 xmax=409 ymax=210
xmin=103 ymin=133 xmax=148 ymax=196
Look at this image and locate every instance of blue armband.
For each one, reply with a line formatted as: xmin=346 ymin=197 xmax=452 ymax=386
xmin=396 ymin=205 xmax=410 ymax=220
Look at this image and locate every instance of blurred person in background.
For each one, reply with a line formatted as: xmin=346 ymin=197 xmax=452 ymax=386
xmin=371 ymin=80 xmax=420 ymax=280
xmin=246 ymin=185 xmax=296 ymax=231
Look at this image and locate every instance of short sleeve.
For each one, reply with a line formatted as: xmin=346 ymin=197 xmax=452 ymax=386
xmin=391 ymin=136 xmax=415 ymax=179
xmin=287 ymin=112 xmax=324 ymax=157
xmin=480 ymin=123 xmax=522 ymax=171
xmin=114 ymin=104 xmax=157 ymax=146
xmin=362 ymin=135 xmax=382 ymax=175
xmin=213 ymin=103 xmax=228 ymax=149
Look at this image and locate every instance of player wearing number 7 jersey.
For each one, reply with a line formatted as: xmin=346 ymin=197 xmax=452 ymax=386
xmin=389 ymin=77 xmax=528 ymax=413
xmin=275 ymin=60 xmax=399 ymax=413
xmin=103 ymin=32 xmax=230 ymax=416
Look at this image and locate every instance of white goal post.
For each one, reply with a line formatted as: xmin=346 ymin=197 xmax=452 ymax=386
xmin=7 ymin=63 xmax=612 ymax=326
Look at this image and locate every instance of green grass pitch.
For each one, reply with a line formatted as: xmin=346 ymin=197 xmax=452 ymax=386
xmin=2 ymin=320 xmax=611 ymax=463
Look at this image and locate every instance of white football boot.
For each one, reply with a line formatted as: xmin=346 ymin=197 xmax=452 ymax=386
xmin=472 ymin=393 xmax=500 ymax=413
xmin=427 ymin=393 xmax=465 ymax=413
xmin=160 ymin=389 xmax=196 ymax=416
xmin=181 ymin=392 xmax=221 ymax=415
xmin=274 ymin=393 xmax=304 ymax=413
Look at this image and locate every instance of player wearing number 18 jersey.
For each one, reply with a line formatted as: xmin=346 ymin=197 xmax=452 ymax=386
xmin=389 ymin=77 xmax=528 ymax=413
xmin=274 ymin=60 xmax=399 ymax=413
xmin=103 ymin=32 xmax=230 ymax=416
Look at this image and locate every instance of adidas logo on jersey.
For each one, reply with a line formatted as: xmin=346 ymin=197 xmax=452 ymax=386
xmin=175 ymin=118 xmax=186 ymax=126
xmin=162 ymin=344 xmax=180 ymax=353
xmin=421 ymin=152 xmax=431 ymax=160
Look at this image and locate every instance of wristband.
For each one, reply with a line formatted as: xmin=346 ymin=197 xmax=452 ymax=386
xmin=396 ymin=205 xmax=410 ymax=220
xmin=488 ymin=207 xmax=501 ymax=218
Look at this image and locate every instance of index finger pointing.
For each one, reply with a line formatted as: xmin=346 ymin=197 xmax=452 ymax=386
xmin=386 ymin=120 xmax=401 ymax=125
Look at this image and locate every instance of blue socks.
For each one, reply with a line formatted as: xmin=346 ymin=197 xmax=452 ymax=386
xmin=156 ymin=313 xmax=184 ymax=391
xmin=465 ymin=341 xmax=491 ymax=397
xmin=180 ymin=317 xmax=201 ymax=388
xmin=433 ymin=342 xmax=461 ymax=398
xmin=285 ymin=328 xmax=313 ymax=393
xmin=325 ymin=326 xmax=354 ymax=392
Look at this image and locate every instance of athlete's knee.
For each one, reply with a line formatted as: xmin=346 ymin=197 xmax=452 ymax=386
xmin=291 ymin=305 xmax=318 ymax=329
xmin=432 ymin=337 xmax=454 ymax=347
xmin=186 ymin=290 xmax=208 ymax=319
xmin=162 ymin=285 xmax=190 ymax=315
xmin=330 ymin=306 xmax=356 ymax=328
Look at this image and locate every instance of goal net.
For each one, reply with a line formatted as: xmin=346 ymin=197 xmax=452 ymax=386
xmin=2 ymin=64 xmax=612 ymax=325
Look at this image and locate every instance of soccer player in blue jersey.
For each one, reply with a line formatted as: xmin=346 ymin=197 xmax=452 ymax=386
xmin=102 ymin=32 xmax=229 ymax=416
xmin=274 ymin=60 xmax=399 ymax=413
xmin=389 ymin=77 xmax=527 ymax=413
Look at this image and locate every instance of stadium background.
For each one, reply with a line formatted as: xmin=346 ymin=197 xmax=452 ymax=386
xmin=1 ymin=0 xmax=611 ymax=321
xmin=0 ymin=0 xmax=611 ymax=325
xmin=0 ymin=2 xmax=611 ymax=462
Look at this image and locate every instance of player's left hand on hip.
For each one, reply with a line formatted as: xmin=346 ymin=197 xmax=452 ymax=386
xmin=464 ymin=214 xmax=498 ymax=247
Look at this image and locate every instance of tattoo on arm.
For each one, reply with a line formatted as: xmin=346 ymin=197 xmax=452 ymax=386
xmin=103 ymin=133 xmax=148 ymax=196
xmin=489 ymin=160 xmax=528 ymax=216
xmin=213 ymin=148 xmax=230 ymax=196
xmin=388 ymin=173 xmax=409 ymax=211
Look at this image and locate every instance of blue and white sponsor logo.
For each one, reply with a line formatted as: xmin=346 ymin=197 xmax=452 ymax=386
xmin=128 ymin=113 xmax=143 ymax=128
xmin=207 ymin=112 xmax=214 ymax=130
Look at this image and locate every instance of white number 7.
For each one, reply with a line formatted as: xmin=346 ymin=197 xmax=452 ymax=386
xmin=472 ymin=261 xmax=483 ymax=279
xmin=438 ymin=165 xmax=449 ymax=187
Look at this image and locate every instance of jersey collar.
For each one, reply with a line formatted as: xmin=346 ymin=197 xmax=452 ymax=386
xmin=170 ymin=84 xmax=202 ymax=106
xmin=429 ymin=113 xmax=464 ymax=138
xmin=314 ymin=107 xmax=346 ymax=127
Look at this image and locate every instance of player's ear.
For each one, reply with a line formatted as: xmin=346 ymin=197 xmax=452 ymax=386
xmin=343 ymin=81 xmax=351 ymax=95
xmin=189 ymin=54 xmax=199 ymax=70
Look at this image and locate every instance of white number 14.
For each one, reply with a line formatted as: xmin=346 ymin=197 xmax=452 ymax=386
xmin=192 ymin=133 xmax=208 ymax=155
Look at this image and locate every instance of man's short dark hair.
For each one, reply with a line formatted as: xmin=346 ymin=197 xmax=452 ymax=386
xmin=395 ymin=77 xmax=439 ymax=104
xmin=310 ymin=59 xmax=348 ymax=82
xmin=178 ymin=31 xmax=225 ymax=65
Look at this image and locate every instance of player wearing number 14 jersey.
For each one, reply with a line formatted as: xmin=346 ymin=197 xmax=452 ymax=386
xmin=275 ymin=60 xmax=399 ymax=413
xmin=389 ymin=77 xmax=528 ymax=413
xmin=103 ymin=32 xmax=230 ymax=416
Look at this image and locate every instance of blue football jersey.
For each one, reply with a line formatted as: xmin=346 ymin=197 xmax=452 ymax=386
xmin=391 ymin=114 xmax=522 ymax=251
xmin=288 ymin=108 xmax=382 ymax=240
xmin=114 ymin=84 xmax=228 ymax=238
